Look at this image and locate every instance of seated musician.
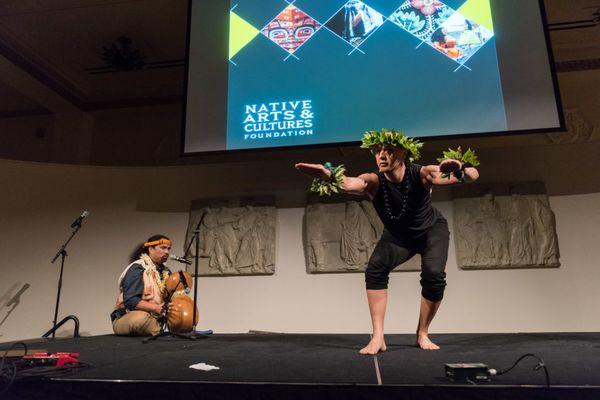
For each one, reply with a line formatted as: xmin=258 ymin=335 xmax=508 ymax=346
xmin=111 ymin=234 xmax=172 ymax=336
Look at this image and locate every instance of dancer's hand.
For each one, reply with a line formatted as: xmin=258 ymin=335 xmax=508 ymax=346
xmin=295 ymin=163 xmax=331 ymax=180
xmin=439 ymin=159 xmax=462 ymax=175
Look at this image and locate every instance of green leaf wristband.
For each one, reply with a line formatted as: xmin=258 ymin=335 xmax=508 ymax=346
xmin=310 ymin=163 xmax=346 ymax=196
xmin=437 ymin=147 xmax=480 ymax=179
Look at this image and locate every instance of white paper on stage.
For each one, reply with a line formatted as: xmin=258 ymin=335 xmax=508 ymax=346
xmin=189 ymin=362 xmax=220 ymax=371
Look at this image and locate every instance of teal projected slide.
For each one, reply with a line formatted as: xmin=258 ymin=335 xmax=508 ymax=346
xmin=226 ymin=0 xmax=506 ymax=150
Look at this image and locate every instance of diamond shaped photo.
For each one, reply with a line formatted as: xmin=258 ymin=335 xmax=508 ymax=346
xmin=325 ymin=0 xmax=385 ymax=47
xmin=261 ymin=5 xmax=321 ymax=54
xmin=428 ymin=12 xmax=494 ymax=63
xmin=389 ymin=0 xmax=455 ymax=42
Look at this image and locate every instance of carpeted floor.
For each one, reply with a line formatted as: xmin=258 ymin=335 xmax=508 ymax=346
xmin=2 ymin=332 xmax=600 ymax=386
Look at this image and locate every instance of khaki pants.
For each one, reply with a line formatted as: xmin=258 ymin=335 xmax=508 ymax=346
xmin=112 ymin=310 xmax=161 ymax=336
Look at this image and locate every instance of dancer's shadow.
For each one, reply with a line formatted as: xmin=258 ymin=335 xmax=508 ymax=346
xmin=0 ymin=282 xmax=31 ymax=332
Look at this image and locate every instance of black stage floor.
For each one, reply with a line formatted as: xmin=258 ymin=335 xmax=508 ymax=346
xmin=2 ymin=332 xmax=600 ymax=399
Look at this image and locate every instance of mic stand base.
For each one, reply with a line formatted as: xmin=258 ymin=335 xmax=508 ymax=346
xmin=142 ymin=331 xmax=199 ymax=343
xmin=42 ymin=315 xmax=80 ymax=338
xmin=142 ymin=320 xmax=209 ymax=344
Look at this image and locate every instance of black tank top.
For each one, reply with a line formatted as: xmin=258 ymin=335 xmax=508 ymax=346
xmin=372 ymin=163 xmax=441 ymax=238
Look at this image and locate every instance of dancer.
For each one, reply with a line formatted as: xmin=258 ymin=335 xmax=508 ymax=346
xmin=296 ymin=129 xmax=480 ymax=354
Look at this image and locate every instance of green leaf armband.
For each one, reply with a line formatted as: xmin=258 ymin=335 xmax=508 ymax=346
xmin=437 ymin=146 xmax=480 ymax=179
xmin=310 ymin=163 xmax=346 ymax=196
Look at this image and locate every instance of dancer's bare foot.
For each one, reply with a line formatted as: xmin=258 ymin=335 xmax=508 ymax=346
xmin=417 ymin=334 xmax=440 ymax=350
xmin=359 ymin=336 xmax=387 ymax=355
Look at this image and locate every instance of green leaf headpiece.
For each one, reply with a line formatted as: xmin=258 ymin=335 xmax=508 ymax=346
xmin=360 ymin=128 xmax=424 ymax=162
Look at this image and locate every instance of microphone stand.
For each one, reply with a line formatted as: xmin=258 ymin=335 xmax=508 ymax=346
xmin=183 ymin=210 xmax=212 ymax=337
xmin=42 ymin=221 xmax=84 ymax=338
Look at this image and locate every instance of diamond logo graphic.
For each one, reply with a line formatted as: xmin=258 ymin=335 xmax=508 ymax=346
xmin=261 ymin=5 xmax=321 ymax=54
xmin=325 ymin=0 xmax=385 ymax=47
xmin=389 ymin=0 xmax=455 ymax=42
xmin=429 ymin=12 xmax=494 ymax=62
xmin=389 ymin=0 xmax=495 ymax=65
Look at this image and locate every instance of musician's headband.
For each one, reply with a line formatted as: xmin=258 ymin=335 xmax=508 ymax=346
xmin=143 ymin=239 xmax=172 ymax=248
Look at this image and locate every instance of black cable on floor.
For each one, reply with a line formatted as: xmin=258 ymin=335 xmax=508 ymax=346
xmin=1 ymin=342 xmax=93 ymax=396
xmin=17 ymin=361 xmax=93 ymax=378
xmin=494 ymin=353 xmax=550 ymax=388
xmin=0 ymin=342 xmax=28 ymax=395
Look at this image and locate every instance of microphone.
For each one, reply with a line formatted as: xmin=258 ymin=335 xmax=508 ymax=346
xmin=70 ymin=210 xmax=90 ymax=228
xmin=170 ymin=255 xmax=191 ymax=265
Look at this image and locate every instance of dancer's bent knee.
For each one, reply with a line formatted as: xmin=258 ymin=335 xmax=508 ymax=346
xmin=365 ymin=262 xmax=390 ymax=290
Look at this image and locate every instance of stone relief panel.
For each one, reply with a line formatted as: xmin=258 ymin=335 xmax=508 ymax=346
xmin=305 ymin=201 xmax=421 ymax=273
xmin=545 ymin=108 xmax=595 ymax=144
xmin=454 ymin=194 xmax=560 ymax=269
xmin=185 ymin=200 xmax=276 ymax=276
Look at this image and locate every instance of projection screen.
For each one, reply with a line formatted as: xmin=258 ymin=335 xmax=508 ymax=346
xmin=183 ymin=0 xmax=563 ymax=154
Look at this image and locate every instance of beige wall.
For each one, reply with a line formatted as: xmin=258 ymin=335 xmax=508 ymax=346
xmin=0 ymin=156 xmax=598 ymax=343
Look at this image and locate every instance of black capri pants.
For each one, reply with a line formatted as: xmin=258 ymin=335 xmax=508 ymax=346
xmin=365 ymin=218 xmax=449 ymax=302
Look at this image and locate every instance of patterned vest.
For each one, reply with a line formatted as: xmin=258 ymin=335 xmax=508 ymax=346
xmin=114 ymin=254 xmax=167 ymax=310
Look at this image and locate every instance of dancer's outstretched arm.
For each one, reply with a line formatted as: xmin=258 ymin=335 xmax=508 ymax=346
xmin=295 ymin=163 xmax=379 ymax=197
